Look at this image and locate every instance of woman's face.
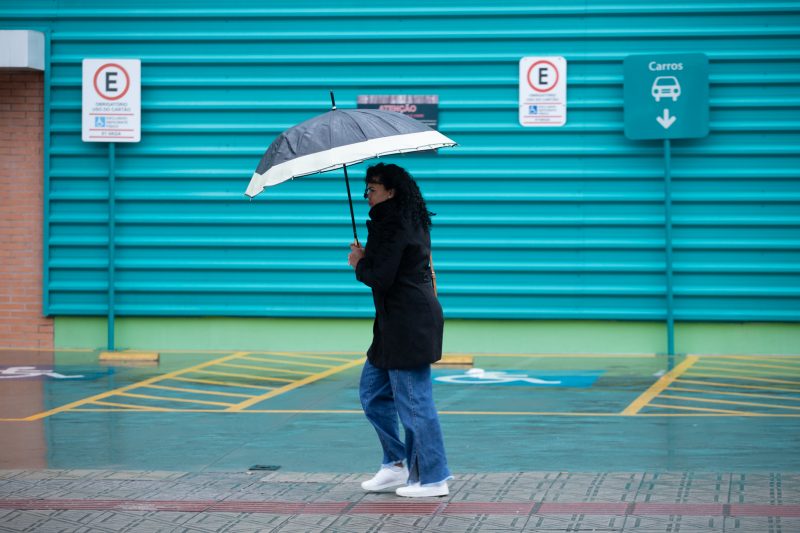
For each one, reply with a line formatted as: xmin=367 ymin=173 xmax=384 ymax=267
xmin=364 ymin=180 xmax=394 ymax=208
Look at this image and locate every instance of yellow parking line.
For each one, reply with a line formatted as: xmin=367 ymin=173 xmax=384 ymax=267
xmin=447 ymin=352 xmax=657 ymax=358
xmin=240 ymin=356 xmax=334 ymax=369
xmin=62 ymin=408 xmax=364 ymax=414
xmin=118 ymin=392 xmax=234 ymax=407
xmin=171 ymin=376 xmax=274 ymax=390
xmin=216 ymin=363 xmax=300 ymax=380
xmin=621 ymin=356 xmax=698 ymax=415
xmin=659 ymin=394 xmax=800 ymax=411
xmin=675 ymin=378 xmax=800 ymax=393
xmin=700 ymin=360 xmax=800 ymax=371
xmin=238 ymin=359 xmax=316 ymax=375
xmin=682 ymin=372 xmax=800 ymax=386
xmin=647 ymin=403 xmax=750 ymax=415
xmin=144 ymin=384 xmax=256 ymax=398
xmin=194 ymin=370 xmax=292 ymax=383
xmin=637 ymin=412 xmax=800 ymax=417
xmin=22 ymin=351 xmax=252 ymax=421
xmin=438 ymin=410 xmax=618 ymax=416
xmin=258 ymin=352 xmax=356 ymax=363
xmin=91 ymin=400 xmax=173 ymax=411
xmin=710 ymin=355 xmax=800 ymax=365
xmin=43 ymin=407 xmax=800 ymax=417
xmin=669 ymin=386 xmax=800 ymax=402
xmin=228 ymin=357 xmax=365 ymax=411
xmin=692 ymin=365 xmax=800 ymax=378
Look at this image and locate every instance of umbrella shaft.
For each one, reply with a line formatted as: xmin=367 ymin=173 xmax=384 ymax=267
xmin=342 ymin=164 xmax=359 ymax=246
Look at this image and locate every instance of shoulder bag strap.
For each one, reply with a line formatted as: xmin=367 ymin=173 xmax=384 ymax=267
xmin=429 ymin=253 xmax=437 ymax=297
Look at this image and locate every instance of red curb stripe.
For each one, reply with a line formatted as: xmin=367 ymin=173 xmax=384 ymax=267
xmin=538 ymin=502 xmax=630 ymax=514
xmin=349 ymin=501 xmax=444 ymax=514
xmin=632 ymin=503 xmax=724 ymax=515
xmin=209 ymin=502 xmax=305 ymax=513
xmin=303 ymin=502 xmax=352 ymax=514
xmin=208 ymin=501 xmax=349 ymax=514
xmin=443 ymin=502 xmax=534 ymax=514
xmin=730 ymin=504 xmax=800 ymax=517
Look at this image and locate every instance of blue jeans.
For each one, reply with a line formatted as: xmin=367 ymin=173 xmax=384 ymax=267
xmin=359 ymin=359 xmax=451 ymax=485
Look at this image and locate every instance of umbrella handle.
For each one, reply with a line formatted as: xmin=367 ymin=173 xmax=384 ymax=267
xmin=342 ymin=164 xmax=360 ymax=247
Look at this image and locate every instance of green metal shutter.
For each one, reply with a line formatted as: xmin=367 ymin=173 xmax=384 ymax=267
xmin=2 ymin=1 xmax=799 ymax=320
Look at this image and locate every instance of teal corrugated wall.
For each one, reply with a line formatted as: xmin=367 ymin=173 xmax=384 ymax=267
xmin=3 ymin=1 xmax=800 ymax=320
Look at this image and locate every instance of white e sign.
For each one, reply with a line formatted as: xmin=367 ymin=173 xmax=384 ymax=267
xmin=519 ymin=56 xmax=567 ymax=127
xmin=82 ymin=59 xmax=141 ymax=142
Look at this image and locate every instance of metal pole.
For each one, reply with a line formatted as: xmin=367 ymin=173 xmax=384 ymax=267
xmin=107 ymin=142 xmax=116 ymax=350
xmin=664 ymin=139 xmax=675 ymax=366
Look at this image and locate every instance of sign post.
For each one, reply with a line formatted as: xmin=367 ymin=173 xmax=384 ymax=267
xmin=82 ymin=59 xmax=141 ymax=350
xmin=624 ymin=53 xmax=709 ymax=364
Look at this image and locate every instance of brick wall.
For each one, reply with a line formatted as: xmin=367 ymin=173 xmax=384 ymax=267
xmin=0 ymin=70 xmax=53 ymax=349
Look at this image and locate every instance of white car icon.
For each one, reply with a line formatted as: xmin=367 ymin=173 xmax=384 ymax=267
xmin=651 ymin=76 xmax=681 ymax=102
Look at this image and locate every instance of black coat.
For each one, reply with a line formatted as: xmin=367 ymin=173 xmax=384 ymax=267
xmin=355 ymin=198 xmax=444 ymax=369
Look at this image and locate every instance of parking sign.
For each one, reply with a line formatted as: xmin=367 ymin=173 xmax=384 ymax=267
xmin=624 ymin=53 xmax=708 ymax=140
xmin=82 ymin=59 xmax=141 ymax=142
xmin=519 ymin=56 xmax=567 ymax=127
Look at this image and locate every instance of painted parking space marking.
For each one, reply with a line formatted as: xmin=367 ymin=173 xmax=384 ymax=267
xmin=235 ymin=361 xmax=316 ymax=375
xmin=241 ymin=356 xmax=335 ymax=368
xmin=621 ymin=356 xmax=698 ymax=415
xmin=170 ymin=376 xmax=275 ymax=390
xmin=193 ymin=369 xmax=293 ymax=383
xmin=92 ymin=400 xmax=170 ymax=411
xmin=217 ymin=363 xmax=299 ymax=379
xmin=626 ymin=355 xmax=800 ymax=416
xmin=8 ymin=352 xmax=800 ymax=420
xmin=673 ymin=378 xmax=800 ymax=394
xmin=667 ymin=386 xmax=800 ymax=403
xmin=227 ymin=357 xmax=364 ymax=412
xmin=20 ymin=352 xmax=251 ymax=420
xmin=116 ymin=391 xmax=237 ymax=408
xmin=18 ymin=352 xmax=364 ymax=419
xmin=263 ymin=352 xmax=357 ymax=362
xmin=144 ymin=383 xmax=256 ymax=399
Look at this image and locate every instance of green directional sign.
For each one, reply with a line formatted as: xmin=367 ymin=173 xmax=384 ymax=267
xmin=624 ymin=53 xmax=709 ymax=140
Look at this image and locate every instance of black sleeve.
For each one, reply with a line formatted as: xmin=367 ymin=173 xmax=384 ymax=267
xmin=355 ymin=219 xmax=406 ymax=293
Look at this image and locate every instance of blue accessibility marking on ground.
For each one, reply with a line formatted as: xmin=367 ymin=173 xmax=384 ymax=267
xmin=432 ymin=368 xmax=602 ymax=387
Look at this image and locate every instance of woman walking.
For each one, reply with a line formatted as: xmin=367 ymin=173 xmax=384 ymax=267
xmin=347 ymin=162 xmax=451 ymax=498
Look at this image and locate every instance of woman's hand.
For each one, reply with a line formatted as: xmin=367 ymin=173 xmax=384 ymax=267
xmin=348 ymin=242 xmax=365 ymax=269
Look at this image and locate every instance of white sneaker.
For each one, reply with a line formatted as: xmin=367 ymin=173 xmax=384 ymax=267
xmin=395 ymin=481 xmax=449 ymax=498
xmin=360 ymin=465 xmax=409 ymax=492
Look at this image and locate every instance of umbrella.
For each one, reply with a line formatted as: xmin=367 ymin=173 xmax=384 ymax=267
xmin=245 ymin=92 xmax=456 ymax=245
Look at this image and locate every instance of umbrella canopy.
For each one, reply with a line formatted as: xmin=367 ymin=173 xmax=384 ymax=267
xmin=245 ymin=106 xmax=456 ymax=198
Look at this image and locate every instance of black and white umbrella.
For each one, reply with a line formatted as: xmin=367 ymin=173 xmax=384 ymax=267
xmin=245 ymin=92 xmax=456 ymax=244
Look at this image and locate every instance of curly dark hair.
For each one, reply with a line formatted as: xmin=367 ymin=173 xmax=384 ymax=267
xmin=365 ymin=163 xmax=435 ymax=230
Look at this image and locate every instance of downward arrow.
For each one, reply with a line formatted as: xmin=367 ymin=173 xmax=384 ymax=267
xmin=656 ymin=109 xmax=676 ymax=129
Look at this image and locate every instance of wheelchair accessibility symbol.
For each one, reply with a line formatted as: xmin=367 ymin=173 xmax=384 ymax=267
xmin=0 ymin=366 xmax=84 ymax=380
xmin=433 ymin=368 xmax=603 ymax=387
xmin=435 ymin=368 xmax=561 ymax=385
xmin=0 ymin=366 xmax=114 ymax=381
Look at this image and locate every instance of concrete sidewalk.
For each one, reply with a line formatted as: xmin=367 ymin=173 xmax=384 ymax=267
xmin=1 ymin=469 xmax=798 ymax=532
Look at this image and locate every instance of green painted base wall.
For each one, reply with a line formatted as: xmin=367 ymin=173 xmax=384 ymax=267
xmin=54 ymin=317 xmax=800 ymax=355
